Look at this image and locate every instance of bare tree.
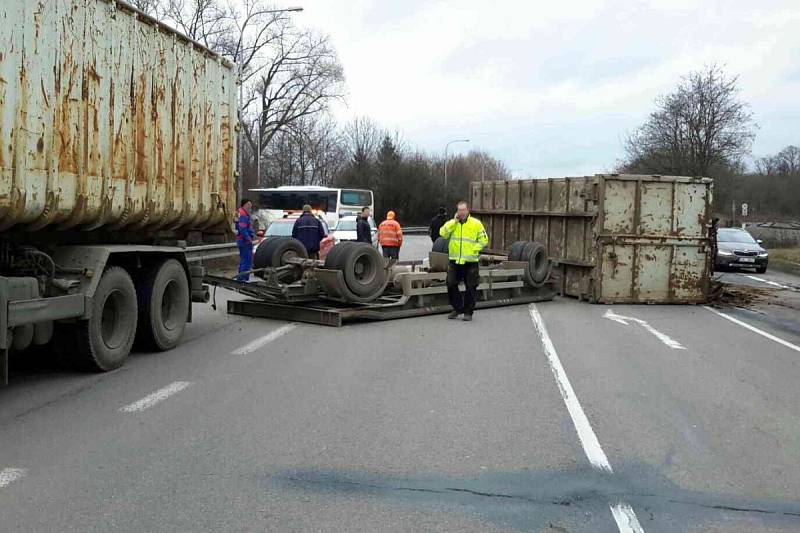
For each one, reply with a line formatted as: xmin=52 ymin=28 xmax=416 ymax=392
xmin=756 ymin=145 xmax=800 ymax=176
xmin=256 ymin=117 xmax=346 ymax=188
xmin=165 ymin=0 xmax=233 ymax=52
xmin=243 ymin=30 xmax=345 ymax=190
xmin=150 ymin=0 xmax=345 ymax=193
xmin=622 ymin=65 xmax=756 ymax=176
xmin=343 ymin=117 xmax=382 ymax=164
xmin=128 ymin=0 xmax=163 ymax=16
xmin=335 ymin=117 xmax=384 ymax=191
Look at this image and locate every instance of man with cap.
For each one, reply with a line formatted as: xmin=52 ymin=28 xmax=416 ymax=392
xmin=378 ymin=210 xmax=403 ymax=260
xmin=291 ymin=204 xmax=326 ymax=259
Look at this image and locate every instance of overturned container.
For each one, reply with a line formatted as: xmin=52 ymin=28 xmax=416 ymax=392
xmin=471 ymin=174 xmax=713 ymax=304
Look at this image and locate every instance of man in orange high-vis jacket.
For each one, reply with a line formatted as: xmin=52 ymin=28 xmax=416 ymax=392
xmin=378 ymin=211 xmax=403 ymax=260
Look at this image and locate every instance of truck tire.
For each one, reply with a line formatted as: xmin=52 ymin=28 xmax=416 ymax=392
xmin=136 ymin=259 xmax=190 ymax=351
xmin=74 ymin=266 xmax=138 ymax=371
xmin=508 ymin=241 xmax=527 ymax=262
xmin=432 ymin=237 xmax=449 ymax=254
xmin=254 ymin=237 xmax=308 ymax=272
xmin=324 ymin=241 xmax=353 ymax=271
xmin=521 ymin=242 xmax=551 ymax=287
xmin=341 ymin=243 xmax=386 ymax=297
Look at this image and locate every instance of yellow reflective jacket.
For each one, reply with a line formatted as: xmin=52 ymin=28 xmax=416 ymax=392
xmin=439 ymin=215 xmax=489 ymax=264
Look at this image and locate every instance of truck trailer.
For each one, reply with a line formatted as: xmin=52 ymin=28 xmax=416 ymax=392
xmin=0 ymin=0 xmax=238 ymax=383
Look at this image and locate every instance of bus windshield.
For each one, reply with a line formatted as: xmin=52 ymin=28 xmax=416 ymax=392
xmin=340 ymin=189 xmax=372 ymax=208
xmin=258 ymin=191 xmax=338 ymax=213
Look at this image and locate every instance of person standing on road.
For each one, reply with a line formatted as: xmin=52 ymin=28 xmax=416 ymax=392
xmin=292 ymin=204 xmax=326 ymax=259
xmin=378 ymin=210 xmax=403 ymax=260
xmin=440 ymin=201 xmax=488 ymax=321
xmin=429 ymin=206 xmax=447 ymax=243
xmin=356 ymin=206 xmax=373 ymax=245
xmin=236 ymin=198 xmax=256 ymax=281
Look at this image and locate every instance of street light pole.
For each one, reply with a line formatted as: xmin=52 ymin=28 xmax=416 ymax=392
xmin=443 ymin=138 xmax=470 ymax=191
xmin=237 ymin=6 xmax=304 ymax=202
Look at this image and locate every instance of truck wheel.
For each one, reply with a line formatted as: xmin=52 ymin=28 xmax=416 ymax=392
xmin=136 ymin=259 xmax=189 ymax=351
xmin=75 ymin=266 xmax=138 ymax=371
xmin=432 ymin=237 xmax=449 ymax=254
xmin=254 ymin=237 xmax=308 ymax=271
xmin=340 ymin=243 xmax=386 ymax=297
xmin=508 ymin=241 xmax=527 ymax=262
xmin=324 ymin=241 xmax=353 ymax=271
xmin=522 ymin=242 xmax=551 ymax=287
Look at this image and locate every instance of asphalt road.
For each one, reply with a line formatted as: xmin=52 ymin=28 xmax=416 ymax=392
xmin=1 ymin=236 xmax=800 ymax=532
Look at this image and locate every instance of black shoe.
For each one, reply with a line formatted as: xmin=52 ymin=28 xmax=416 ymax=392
xmin=448 ymin=310 xmax=461 ymax=319
xmin=462 ymin=314 xmax=473 ymax=322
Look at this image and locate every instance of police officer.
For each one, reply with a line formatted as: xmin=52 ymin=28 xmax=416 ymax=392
xmin=439 ymin=201 xmax=489 ymax=321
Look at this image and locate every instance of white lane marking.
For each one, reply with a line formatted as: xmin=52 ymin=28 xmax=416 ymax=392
xmin=529 ymin=305 xmax=611 ymax=470
xmin=703 ymin=306 xmax=800 ymax=354
xmin=119 ymin=381 xmax=193 ymax=413
xmin=231 ymin=324 xmax=297 ymax=355
xmin=529 ymin=304 xmax=645 ymax=533
xmin=603 ymin=309 xmax=686 ymax=350
xmin=744 ymin=275 xmax=796 ymax=291
xmin=610 ymin=502 xmax=646 ymax=533
xmin=0 ymin=468 xmax=26 ymax=488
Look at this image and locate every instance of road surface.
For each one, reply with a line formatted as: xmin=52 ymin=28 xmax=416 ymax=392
xmin=1 ymin=236 xmax=799 ymax=532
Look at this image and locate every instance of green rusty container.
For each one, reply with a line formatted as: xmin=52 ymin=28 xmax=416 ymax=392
xmin=471 ymin=174 xmax=713 ymax=303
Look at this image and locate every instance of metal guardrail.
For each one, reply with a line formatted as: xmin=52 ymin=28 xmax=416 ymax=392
xmin=185 ymin=243 xmax=239 ymax=262
xmin=403 ymin=226 xmax=428 ymax=235
xmin=184 ymin=229 xmax=431 ymax=264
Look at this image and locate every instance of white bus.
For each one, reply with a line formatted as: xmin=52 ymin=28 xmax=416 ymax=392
xmin=249 ymin=186 xmax=374 ymax=229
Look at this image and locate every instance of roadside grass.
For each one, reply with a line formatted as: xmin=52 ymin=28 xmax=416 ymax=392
xmin=769 ymin=247 xmax=800 ymax=275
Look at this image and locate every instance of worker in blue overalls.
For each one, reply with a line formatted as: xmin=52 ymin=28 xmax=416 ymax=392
xmin=236 ymin=198 xmax=255 ymax=281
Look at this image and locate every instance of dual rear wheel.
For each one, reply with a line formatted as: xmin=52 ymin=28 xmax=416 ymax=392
xmin=66 ymin=259 xmax=189 ymax=372
xmin=508 ymin=240 xmax=551 ymax=287
xmin=325 ymin=242 xmax=388 ymax=301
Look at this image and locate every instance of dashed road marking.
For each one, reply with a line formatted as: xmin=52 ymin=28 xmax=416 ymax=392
xmin=703 ymin=306 xmax=800 ymax=354
xmin=529 ymin=304 xmax=645 ymax=533
xmin=610 ymin=502 xmax=646 ymax=533
xmin=744 ymin=275 xmax=797 ymax=292
xmin=119 ymin=381 xmax=193 ymax=413
xmin=231 ymin=324 xmax=297 ymax=355
xmin=0 ymin=468 xmax=26 ymax=488
xmin=604 ymin=309 xmax=686 ymax=350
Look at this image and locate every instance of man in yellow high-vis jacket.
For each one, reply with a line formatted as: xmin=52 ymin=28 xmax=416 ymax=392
xmin=439 ymin=201 xmax=489 ymax=321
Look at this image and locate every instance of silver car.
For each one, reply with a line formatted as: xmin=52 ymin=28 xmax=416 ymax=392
xmin=332 ymin=216 xmax=379 ymax=248
xmin=716 ymin=228 xmax=768 ymax=273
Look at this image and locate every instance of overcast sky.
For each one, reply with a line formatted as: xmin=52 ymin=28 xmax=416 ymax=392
xmin=288 ymin=0 xmax=799 ymax=177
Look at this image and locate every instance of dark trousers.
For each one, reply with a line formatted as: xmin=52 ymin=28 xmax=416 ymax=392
xmin=237 ymin=241 xmax=253 ymax=281
xmin=447 ymin=261 xmax=479 ymax=315
xmin=382 ymin=246 xmax=399 ymax=260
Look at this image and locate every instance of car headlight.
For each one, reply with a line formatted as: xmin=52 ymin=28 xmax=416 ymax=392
xmin=718 ymin=249 xmax=734 ymax=256
xmin=758 ymin=251 xmax=768 ymax=257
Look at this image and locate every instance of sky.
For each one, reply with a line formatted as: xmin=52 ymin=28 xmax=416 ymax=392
xmin=285 ymin=0 xmax=800 ymax=178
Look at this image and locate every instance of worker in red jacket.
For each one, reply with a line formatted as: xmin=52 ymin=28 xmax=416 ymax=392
xmin=378 ymin=210 xmax=403 ymax=260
